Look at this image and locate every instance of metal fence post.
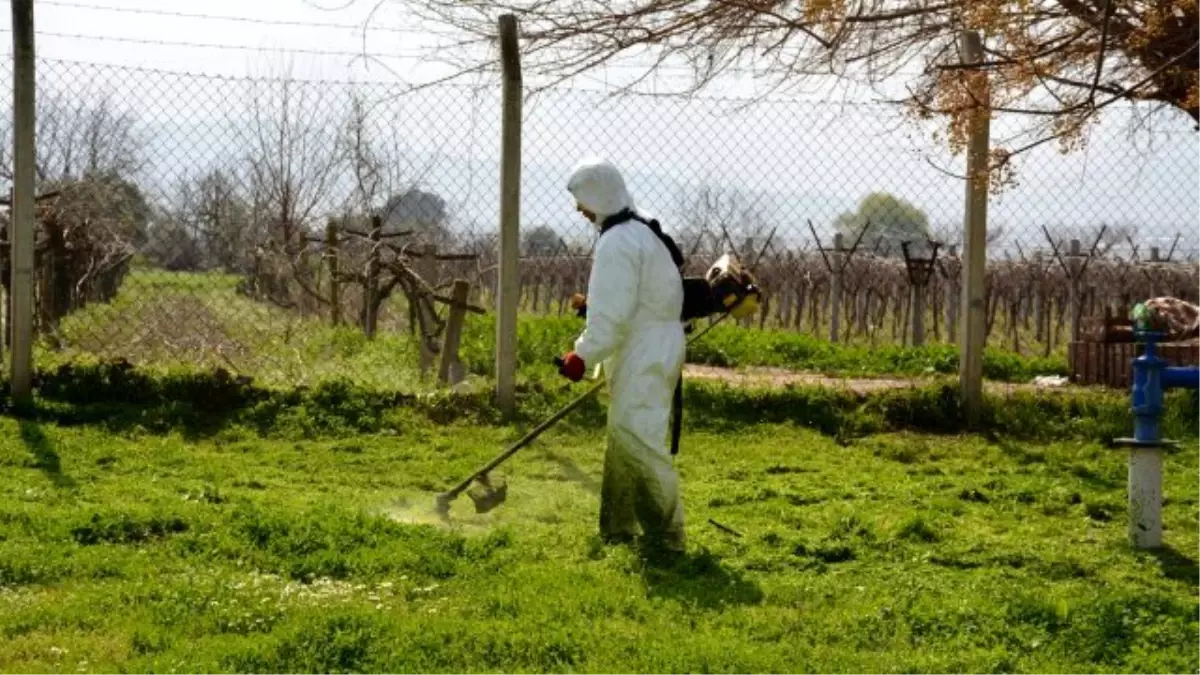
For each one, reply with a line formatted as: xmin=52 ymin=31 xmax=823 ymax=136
xmin=10 ymin=0 xmax=35 ymax=405
xmin=496 ymin=14 xmax=522 ymax=418
xmin=958 ymin=30 xmax=990 ymax=426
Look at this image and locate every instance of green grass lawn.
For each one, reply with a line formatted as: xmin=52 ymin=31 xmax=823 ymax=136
xmin=6 ymin=265 xmax=1193 ymax=672
xmin=1 ymin=390 xmax=1196 ymax=673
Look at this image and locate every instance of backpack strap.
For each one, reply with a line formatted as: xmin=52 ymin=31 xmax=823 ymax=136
xmin=600 ymin=208 xmax=686 ymax=270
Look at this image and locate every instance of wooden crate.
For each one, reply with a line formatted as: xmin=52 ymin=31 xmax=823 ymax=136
xmin=1068 ymin=341 xmax=1200 ymax=389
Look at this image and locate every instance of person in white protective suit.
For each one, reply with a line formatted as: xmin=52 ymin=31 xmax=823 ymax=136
xmin=555 ymin=158 xmax=688 ymax=554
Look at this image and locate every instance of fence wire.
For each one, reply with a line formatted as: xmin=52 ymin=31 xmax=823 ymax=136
xmin=0 ymin=58 xmax=1196 ymax=388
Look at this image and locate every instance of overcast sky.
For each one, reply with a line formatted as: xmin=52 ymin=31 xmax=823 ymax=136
xmin=2 ymin=0 xmax=1197 ymax=256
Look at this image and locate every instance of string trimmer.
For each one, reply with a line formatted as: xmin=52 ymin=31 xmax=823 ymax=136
xmin=432 ymin=312 xmax=738 ymax=517
xmin=432 ymin=238 xmax=773 ymax=518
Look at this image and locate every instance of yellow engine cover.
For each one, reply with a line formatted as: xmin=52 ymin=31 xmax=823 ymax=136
xmin=710 ymin=253 xmax=761 ymax=319
xmin=724 ymin=289 xmax=761 ymax=319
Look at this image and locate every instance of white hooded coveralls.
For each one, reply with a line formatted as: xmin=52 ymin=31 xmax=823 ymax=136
xmin=567 ymin=159 xmax=687 ymax=551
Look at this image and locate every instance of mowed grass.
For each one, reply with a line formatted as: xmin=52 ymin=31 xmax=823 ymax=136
xmin=43 ymin=266 xmax=1068 ymax=390
xmin=1 ymin=403 xmax=1196 ymax=673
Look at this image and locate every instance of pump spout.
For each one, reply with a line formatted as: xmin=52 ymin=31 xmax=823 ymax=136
xmin=1162 ymin=366 xmax=1199 ymax=391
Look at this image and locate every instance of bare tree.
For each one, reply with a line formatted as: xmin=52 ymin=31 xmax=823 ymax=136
xmin=338 ymin=89 xmax=452 ymax=246
xmin=323 ymin=88 xmax=476 ymax=341
xmin=154 ymin=168 xmax=256 ymax=272
xmin=242 ymin=72 xmax=346 ymax=309
xmin=195 ymin=169 xmax=258 ymax=272
xmin=340 ymin=91 xmax=430 ymax=221
xmin=674 ymin=182 xmax=774 ymax=269
xmin=0 ymin=93 xmax=144 ymax=188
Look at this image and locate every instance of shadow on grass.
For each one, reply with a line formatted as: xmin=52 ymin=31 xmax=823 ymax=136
xmin=23 ymin=362 xmax=575 ymax=442
xmin=993 ymin=437 xmax=1122 ymax=490
xmin=992 ymin=437 xmax=1050 ymax=466
xmin=29 ymin=400 xmax=242 ymax=442
xmin=1066 ymin=463 xmax=1122 ymax=490
xmin=19 ymin=417 xmax=76 ymax=488
xmin=638 ymin=548 xmax=764 ymax=610
xmin=542 ymin=449 xmax=601 ymax=496
xmin=1146 ymin=545 xmax=1199 ymax=588
xmin=15 ymin=359 xmax=1200 ymax=446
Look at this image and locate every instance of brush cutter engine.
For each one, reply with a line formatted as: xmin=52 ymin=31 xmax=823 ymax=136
xmin=684 ymin=253 xmax=761 ymax=322
xmin=573 ymin=252 xmax=761 ymax=323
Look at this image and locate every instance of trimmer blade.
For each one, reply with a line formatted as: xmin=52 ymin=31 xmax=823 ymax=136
xmin=466 ymin=474 xmax=508 ymax=514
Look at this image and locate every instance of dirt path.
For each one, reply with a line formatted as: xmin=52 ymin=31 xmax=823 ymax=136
xmin=682 ymin=364 xmax=1074 ymax=395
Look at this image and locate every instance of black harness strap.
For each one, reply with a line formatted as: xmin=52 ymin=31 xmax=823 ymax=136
xmin=600 ymin=209 xmax=686 ymax=268
xmin=670 ymin=376 xmax=683 ymax=456
xmin=600 ymin=208 xmax=686 ymax=457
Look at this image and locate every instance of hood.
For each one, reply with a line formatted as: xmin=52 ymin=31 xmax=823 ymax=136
xmin=566 ymin=158 xmax=635 ymax=222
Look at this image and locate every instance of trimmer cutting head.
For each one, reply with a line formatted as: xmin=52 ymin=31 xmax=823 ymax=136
xmin=432 ymin=473 xmax=508 ymax=517
xmin=467 ymin=474 xmax=508 ymax=513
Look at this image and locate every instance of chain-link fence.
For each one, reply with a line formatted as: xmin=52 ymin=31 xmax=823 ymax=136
xmin=0 ymin=58 xmax=1196 ymax=388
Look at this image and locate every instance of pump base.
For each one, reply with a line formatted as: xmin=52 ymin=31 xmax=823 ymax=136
xmin=1111 ymin=437 xmax=1178 ymax=449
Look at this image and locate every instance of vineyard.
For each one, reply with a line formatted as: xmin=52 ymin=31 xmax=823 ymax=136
xmin=510 ymin=240 xmax=1198 ymax=354
xmin=229 ymin=219 xmax=1199 ymax=361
